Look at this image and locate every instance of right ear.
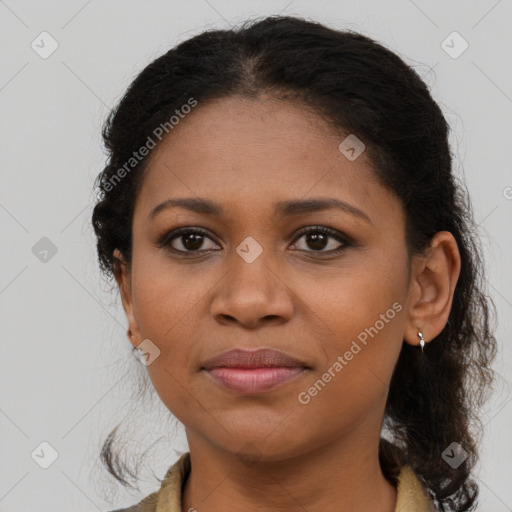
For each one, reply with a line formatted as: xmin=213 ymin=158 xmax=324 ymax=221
xmin=113 ymin=249 xmax=141 ymax=349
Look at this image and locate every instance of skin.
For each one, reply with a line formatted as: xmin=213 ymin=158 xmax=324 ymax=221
xmin=114 ymin=95 xmax=461 ymax=512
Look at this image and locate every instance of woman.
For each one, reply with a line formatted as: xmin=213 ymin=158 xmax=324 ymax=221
xmin=92 ymin=15 xmax=497 ymax=512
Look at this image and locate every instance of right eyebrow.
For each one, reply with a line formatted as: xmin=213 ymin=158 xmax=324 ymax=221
xmin=149 ymin=198 xmax=223 ymax=220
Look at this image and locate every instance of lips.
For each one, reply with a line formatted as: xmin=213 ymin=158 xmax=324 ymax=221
xmin=202 ymin=348 xmax=309 ymax=394
xmin=201 ymin=348 xmax=308 ymax=370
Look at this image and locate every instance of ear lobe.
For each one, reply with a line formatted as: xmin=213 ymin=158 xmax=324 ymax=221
xmin=113 ymin=249 xmax=140 ymax=348
xmin=403 ymin=231 xmax=461 ymax=348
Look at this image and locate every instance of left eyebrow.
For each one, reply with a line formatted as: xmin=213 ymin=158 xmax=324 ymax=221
xmin=274 ymin=198 xmax=372 ymax=224
xmin=149 ymin=197 xmax=371 ymax=224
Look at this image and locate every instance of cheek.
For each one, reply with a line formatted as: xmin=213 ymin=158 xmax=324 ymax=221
xmin=130 ymin=250 xmax=206 ymax=338
xmin=293 ymin=251 xmax=408 ymax=410
xmin=128 ymin=254 xmax=220 ymax=412
xmin=128 ymin=266 xmax=188 ymax=365
xmin=294 ymin=247 xmax=408 ymax=342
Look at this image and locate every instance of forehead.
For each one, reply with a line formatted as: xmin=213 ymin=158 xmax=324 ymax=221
xmin=134 ymin=96 xmax=395 ymax=224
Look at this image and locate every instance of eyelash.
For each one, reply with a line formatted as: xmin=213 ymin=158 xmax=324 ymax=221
xmin=156 ymin=226 xmax=352 ymax=257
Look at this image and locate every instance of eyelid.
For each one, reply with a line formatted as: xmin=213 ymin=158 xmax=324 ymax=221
xmin=156 ymin=226 xmax=221 ymax=250
xmin=291 ymin=225 xmax=349 ymax=245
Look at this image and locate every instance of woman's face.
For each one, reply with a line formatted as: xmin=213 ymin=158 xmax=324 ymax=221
xmin=118 ymin=95 xmax=415 ymax=461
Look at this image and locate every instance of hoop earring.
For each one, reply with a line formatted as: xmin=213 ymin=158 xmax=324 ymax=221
xmin=417 ymin=332 xmax=425 ymax=352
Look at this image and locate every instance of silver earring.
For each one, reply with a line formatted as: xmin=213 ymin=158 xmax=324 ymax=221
xmin=417 ymin=332 xmax=425 ymax=352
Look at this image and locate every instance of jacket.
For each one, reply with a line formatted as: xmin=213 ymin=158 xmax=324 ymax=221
xmin=109 ymin=452 xmax=436 ymax=511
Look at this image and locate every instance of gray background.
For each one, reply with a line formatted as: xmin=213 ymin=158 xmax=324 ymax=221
xmin=1 ymin=1 xmax=511 ymax=510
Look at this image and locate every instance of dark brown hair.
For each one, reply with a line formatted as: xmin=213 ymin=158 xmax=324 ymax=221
xmin=92 ymin=15 xmax=497 ymax=511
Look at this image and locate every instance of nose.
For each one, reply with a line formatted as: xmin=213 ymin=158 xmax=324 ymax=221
xmin=210 ymin=248 xmax=294 ymax=329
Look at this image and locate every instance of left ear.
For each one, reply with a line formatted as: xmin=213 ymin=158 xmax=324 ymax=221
xmin=403 ymin=231 xmax=461 ymax=347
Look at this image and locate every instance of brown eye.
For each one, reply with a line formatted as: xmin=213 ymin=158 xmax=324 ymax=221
xmin=158 ymin=227 xmax=221 ymax=253
xmin=291 ymin=226 xmax=349 ymax=253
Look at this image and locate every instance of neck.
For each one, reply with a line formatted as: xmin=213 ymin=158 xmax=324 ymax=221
xmin=181 ymin=423 xmax=397 ymax=512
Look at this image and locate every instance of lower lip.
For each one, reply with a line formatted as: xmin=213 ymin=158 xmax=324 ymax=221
xmin=204 ymin=367 xmax=306 ymax=394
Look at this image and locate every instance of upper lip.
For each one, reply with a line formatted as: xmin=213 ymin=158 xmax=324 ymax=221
xmin=202 ymin=348 xmax=309 ymax=370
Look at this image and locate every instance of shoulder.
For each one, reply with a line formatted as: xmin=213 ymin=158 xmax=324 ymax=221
xmin=395 ymin=465 xmax=436 ymax=512
xmin=105 ymin=490 xmax=159 ymax=512
xmin=106 ymin=452 xmax=191 ymax=512
xmin=105 ymin=491 xmax=157 ymax=512
xmin=107 ymin=507 xmax=139 ymax=512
